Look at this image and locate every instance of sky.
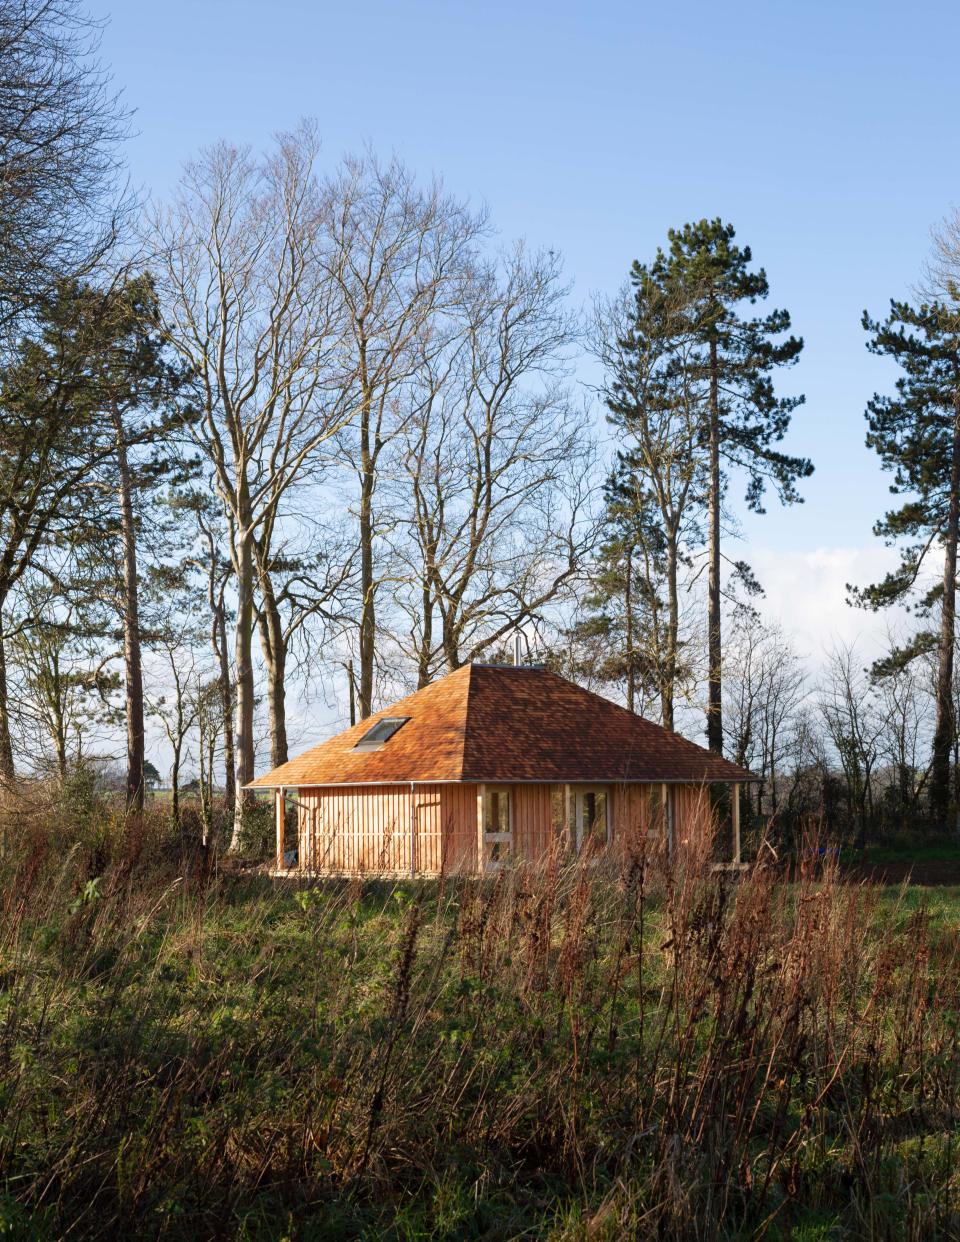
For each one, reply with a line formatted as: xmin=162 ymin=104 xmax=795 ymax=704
xmin=95 ymin=0 xmax=960 ymax=752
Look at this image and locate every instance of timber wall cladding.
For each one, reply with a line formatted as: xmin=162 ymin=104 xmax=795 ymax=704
xmin=298 ymin=785 xmax=409 ymax=873
xmin=438 ymin=784 xmax=479 ymax=871
xmin=673 ymin=784 xmax=714 ymax=849
xmin=295 ymin=780 xmax=716 ymax=874
xmin=297 ymin=783 xmax=476 ymax=874
xmin=512 ymin=784 xmax=553 ymax=859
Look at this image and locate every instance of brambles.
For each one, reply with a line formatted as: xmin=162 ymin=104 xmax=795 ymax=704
xmin=0 ymin=806 xmax=957 ymax=1238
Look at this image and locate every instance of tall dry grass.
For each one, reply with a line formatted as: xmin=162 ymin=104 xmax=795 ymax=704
xmin=0 ymin=788 xmax=956 ymax=1238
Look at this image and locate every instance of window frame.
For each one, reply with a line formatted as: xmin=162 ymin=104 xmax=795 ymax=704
xmin=482 ymin=784 xmax=513 ymax=870
xmin=570 ymin=784 xmax=612 ymax=853
xmin=352 ymin=715 xmax=411 ymax=751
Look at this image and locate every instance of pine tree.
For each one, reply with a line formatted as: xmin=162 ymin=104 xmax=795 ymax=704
xmin=596 ymin=258 xmax=707 ymax=728
xmin=571 ymin=472 xmax=678 ymax=721
xmin=853 ymin=299 xmax=960 ymax=828
xmin=79 ymin=277 xmax=193 ymax=811
xmin=1 ymin=276 xmax=192 ymax=806
xmin=653 ymin=220 xmax=810 ymax=753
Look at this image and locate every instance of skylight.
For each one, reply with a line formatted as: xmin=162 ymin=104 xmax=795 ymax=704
xmin=353 ymin=716 xmax=411 ymax=751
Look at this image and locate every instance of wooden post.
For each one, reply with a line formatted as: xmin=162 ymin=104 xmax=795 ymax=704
xmin=476 ymin=783 xmax=486 ymax=875
xmin=409 ymin=782 xmax=417 ymax=878
xmin=275 ymin=788 xmax=285 ymax=872
xmin=731 ymin=782 xmax=741 ymax=866
xmin=564 ymin=783 xmax=572 ymax=850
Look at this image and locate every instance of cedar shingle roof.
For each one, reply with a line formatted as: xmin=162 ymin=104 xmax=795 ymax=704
xmin=248 ymin=664 xmax=756 ymax=788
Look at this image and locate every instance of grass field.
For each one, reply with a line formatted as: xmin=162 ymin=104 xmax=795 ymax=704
xmin=1 ymin=808 xmax=960 ymax=1239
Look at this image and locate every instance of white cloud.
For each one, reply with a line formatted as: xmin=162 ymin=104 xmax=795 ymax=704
xmin=749 ymin=543 xmax=913 ymax=665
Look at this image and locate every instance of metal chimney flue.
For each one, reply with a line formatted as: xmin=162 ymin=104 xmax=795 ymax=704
xmin=513 ymin=631 xmax=523 ymax=667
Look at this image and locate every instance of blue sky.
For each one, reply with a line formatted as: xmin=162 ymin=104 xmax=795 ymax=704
xmin=102 ymin=0 xmax=960 ymax=659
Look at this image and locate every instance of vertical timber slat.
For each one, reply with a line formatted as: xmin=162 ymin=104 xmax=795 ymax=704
xmin=275 ymin=788 xmax=284 ymax=871
xmin=477 ymin=783 xmax=486 ymax=874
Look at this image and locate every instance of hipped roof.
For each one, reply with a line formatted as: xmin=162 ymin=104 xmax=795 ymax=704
xmin=248 ymin=663 xmax=756 ymax=788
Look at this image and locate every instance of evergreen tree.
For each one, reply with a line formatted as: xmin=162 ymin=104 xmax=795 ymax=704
xmin=595 ymin=259 xmax=707 ymax=728
xmin=0 ymin=276 xmax=192 ymax=806
xmin=571 ymin=475 xmax=673 ymax=719
xmin=77 ymin=276 xmax=193 ymax=811
xmin=653 ymin=220 xmax=810 ymax=753
xmin=853 ymin=299 xmax=960 ymax=827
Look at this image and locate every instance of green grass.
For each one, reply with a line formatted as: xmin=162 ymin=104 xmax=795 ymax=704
xmin=857 ymin=837 xmax=960 ymax=863
xmin=3 ymin=815 xmax=960 ymax=1239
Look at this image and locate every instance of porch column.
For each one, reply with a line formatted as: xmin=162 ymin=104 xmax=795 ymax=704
xmin=275 ymin=788 xmax=285 ymax=871
xmin=731 ymin=782 xmax=741 ymax=866
xmin=476 ymin=783 xmax=486 ymax=875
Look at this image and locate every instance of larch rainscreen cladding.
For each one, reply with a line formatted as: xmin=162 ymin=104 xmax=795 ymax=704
xmin=296 ymin=781 xmax=716 ymax=875
xmin=297 ymin=784 xmax=472 ymax=874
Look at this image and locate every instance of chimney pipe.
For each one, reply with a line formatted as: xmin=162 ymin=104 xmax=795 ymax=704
xmin=513 ymin=631 xmax=523 ymax=667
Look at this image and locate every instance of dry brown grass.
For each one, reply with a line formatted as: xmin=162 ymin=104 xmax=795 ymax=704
xmin=0 ymin=788 xmax=956 ymax=1238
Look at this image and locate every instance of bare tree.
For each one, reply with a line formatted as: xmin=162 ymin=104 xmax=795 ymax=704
xmin=324 ymin=153 xmax=486 ymax=714
xmin=725 ymin=612 xmax=807 ymax=816
xmin=391 ymin=244 xmax=591 ymax=681
xmin=926 ymin=207 xmax=960 ymax=302
xmin=149 ymin=123 xmax=354 ymax=844
xmin=194 ymin=674 xmax=224 ymax=843
xmin=873 ymin=658 xmax=928 ymax=823
xmin=146 ymin=632 xmax=201 ymax=831
xmin=191 ymin=495 xmax=236 ymax=812
xmin=819 ymin=642 xmax=884 ymax=843
xmin=0 ymin=0 xmax=128 ymax=330
xmin=8 ymin=581 xmax=119 ymax=779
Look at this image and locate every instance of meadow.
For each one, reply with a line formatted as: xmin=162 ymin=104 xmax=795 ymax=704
xmin=0 ymin=795 xmax=959 ymax=1239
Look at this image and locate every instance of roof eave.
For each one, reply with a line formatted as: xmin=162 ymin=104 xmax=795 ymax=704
xmin=244 ymin=772 xmax=759 ymax=790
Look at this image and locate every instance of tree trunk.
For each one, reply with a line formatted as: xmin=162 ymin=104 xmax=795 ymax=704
xmin=212 ymin=590 xmax=236 ymax=812
xmin=931 ymin=395 xmax=960 ymax=827
xmin=171 ymin=742 xmax=181 ymax=831
xmin=706 ymin=336 xmax=723 ymax=754
xmin=417 ymin=553 xmax=436 ymax=690
xmin=664 ymin=533 xmax=680 ymax=732
xmin=624 ymin=545 xmax=635 ymax=714
xmin=205 ymin=733 xmax=215 ymax=844
xmin=55 ymin=727 xmax=67 ymax=781
xmin=255 ymin=573 xmax=288 ymax=769
xmin=358 ymin=341 xmax=376 ymax=719
xmin=442 ymin=617 xmax=461 ymax=673
xmin=230 ymin=518 xmax=257 ymax=849
xmin=0 ymin=617 xmax=15 ymax=782
xmin=112 ymin=409 xmax=145 ymax=813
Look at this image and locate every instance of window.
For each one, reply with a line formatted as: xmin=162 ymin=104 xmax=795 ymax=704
xmin=484 ymin=787 xmax=510 ymax=834
xmin=353 ymin=716 xmax=410 ymax=751
xmin=482 ymin=786 xmax=512 ymax=867
xmin=554 ymin=786 xmax=612 ymax=853
xmin=551 ymin=786 xmax=569 ymax=847
xmin=579 ymin=789 xmax=609 ymax=851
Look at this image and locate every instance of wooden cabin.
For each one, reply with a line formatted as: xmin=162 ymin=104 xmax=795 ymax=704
xmin=249 ymin=663 xmax=756 ymax=876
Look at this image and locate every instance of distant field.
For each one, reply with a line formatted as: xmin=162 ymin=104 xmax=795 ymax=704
xmin=1 ymin=826 xmax=960 ymax=1239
